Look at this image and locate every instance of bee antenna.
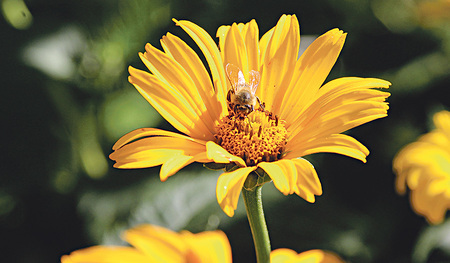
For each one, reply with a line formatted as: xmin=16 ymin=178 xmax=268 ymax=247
xmin=256 ymin=96 xmax=265 ymax=111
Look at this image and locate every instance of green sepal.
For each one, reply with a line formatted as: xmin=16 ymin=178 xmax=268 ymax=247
xmin=255 ymin=167 xmax=272 ymax=186
xmin=243 ymin=172 xmax=258 ymax=191
xmin=225 ymin=163 xmax=240 ymax=172
xmin=203 ymin=162 xmax=226 ymax=171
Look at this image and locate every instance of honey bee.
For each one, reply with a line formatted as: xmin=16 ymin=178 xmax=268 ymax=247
xmin=226 ymin=63 xmax=264 ymax=118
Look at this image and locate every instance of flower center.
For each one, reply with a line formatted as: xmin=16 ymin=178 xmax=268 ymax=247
xmin=214 ymin=110 xmax=288 ymax=166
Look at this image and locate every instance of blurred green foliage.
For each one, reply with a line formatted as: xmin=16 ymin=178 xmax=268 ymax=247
xmin=1 ymin=0 xmax=449 ymax=262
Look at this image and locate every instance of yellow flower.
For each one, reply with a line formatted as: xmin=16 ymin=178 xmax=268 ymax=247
xmin=61 ymin=224 xmax=232 ymax=263
xmin=393 ymin=110 xmax=450 ymax=224
xmin=110 ymin=14 xmax=391 ymax=217
xmin=271 ymin=248 xmax=344 ymax=263
xmin=61 ymin=224 xmax=343 ymax=263
xmin=416 ymin=0 xmax=450 ymax=28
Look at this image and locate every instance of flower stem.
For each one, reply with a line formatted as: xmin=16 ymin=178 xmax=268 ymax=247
xmin=242 ymin=184 xmax=271 ymax=263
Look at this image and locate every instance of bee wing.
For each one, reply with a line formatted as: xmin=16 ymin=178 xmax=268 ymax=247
xmin=226 ymin=63 xmax=246 ymax=91
xmin=247 ymin=70 xmax=260 ymax=95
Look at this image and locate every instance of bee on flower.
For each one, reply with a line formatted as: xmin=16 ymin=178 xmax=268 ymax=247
xmin=110 ymin=14 xmax=391 ymax=217
xmin=225 ymin=63 xmax=265 ymax=119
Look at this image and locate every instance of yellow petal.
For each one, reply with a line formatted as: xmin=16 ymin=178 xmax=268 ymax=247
xmin=259 ymin=15 xmax=299 ymax=111
xmin=218 ymin=19 xmax=260 ymax=73
xmin=173 ymin=19 xmax=227 ymax=115
xmin=286 ymin=134 xmax=370 ymax=163
xmin=124 ymin=225 xmax=186 ymax=262
xmin=216 ymin=166 xmax=256 ymax=217
xmin=216 ymin=25 xmax=230 ymax=59
xmin=110 ymin=131 xmax=208 ymax=171
xmin=260 ymin=15 xmax=300 ymax=112
xmin=206 ymin=141 xmax=246 ymax=167
xmin=272 ymin=249 xmax=345 ymax=263
xmin=288 ymin=77 xmax=390 ymax=139
xmin=433 ymin=110 xmax=450 ymax=132
xmin=269 ymin=159 xmax=298 ymax=195
xmin=139 ymin=45 xmax=217 ymax=137
xmin=111 ymin=136 xmax=205 ymax=159
xmin=270 ymin=248 xmax=298 ymax=263
xmin=112 ymin=128 xmax=204 ymax=151
xmin=223 ymin=23 xmax=249 ymax=76
xmin=160 ymin=33 xmax=224 ymax=127
xmin=294 ymin=101 xmax=389 ymax=143
xmin=160 ymin=152 xmax=209 ymax=181
xmin=181 ymin=230 xmax=232 ymax=263
xmin=292 ymin=158 xmax=323 ymax=202
xmin=241 ymin=19 xmax=260 ymax=72
xmin=259 ymin=27 xmax=274 ymax=65
xmin=112 ymin=149 xmax=182 ymax=169
xmin=61 ymin=246 xmax=149 ymax=263
xmin=278 ymin=28 xmax=346 ymax=124
xmin=257 ymin=161 xmax=291 ymax=195
xmin=129 ymin=66 xmax=213 ymax=140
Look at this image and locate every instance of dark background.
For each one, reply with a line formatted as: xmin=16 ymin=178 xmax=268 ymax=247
xmin=1 ymin=0 xmax=449 ymax=262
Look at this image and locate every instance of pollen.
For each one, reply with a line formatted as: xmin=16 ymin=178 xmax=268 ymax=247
xmin=214 ymin=110 xmax=288 ymax=166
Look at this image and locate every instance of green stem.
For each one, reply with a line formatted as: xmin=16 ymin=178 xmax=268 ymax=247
xmin=242 ymin=184 xmax=271 ymax=263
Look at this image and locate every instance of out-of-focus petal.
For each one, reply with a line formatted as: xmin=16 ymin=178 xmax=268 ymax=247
xmin=393 ymin=110 xmax=450 ymax=224
xmin=181 ymin=230 xmax=232 ymax=263
xmin=271 ymin=248 xmax=345 ymax=263
xmin=61 ymin=246 xmax=149 ymax=263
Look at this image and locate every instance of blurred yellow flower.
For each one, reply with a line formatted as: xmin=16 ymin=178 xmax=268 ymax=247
xmin=110 ymin=14 xmax=390 ymax=217
xmin=416 ymin=0 xmax=450 ymax=28
xmin=61 ymin=224 xmax=232 ymax=263
xmin=61 ymin=224 xmax=343 ymax=263
xmin=271 ymin=248 xmax=344 ymax=263
xmin=393 ymin=110 xmax=450 ymax=224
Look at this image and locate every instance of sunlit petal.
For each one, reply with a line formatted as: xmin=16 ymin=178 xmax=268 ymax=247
xmin=278 ymin=29 xmax=346 ymax=123
xmin=288 ymin=77 xmax=390 ymax=139
xmin=206 ymin=141 xmax=246 ymax=167
xmin=259 ymin=15 xmax=299 ymax=110
xmin=173 ymin=19 xmax=228 ymax=114
xmin=129 ymin=66 xmax=213 ymax=140
xmin=258 ymin=161 xmax=291 ymax=195
xmin=112 ymin=128 xmax=204 ymax=150
xmin=223 ymin=23 xmax=249 ymax=76
xmin=160 ymin=33 xmax=224 ymax=127
xmin=286 ymin=134 xmax=370 ymax=163
xmin=216 ymin=166 xmax=256 ymax=217
xmin=292 ymin=158 xmax=322 ymax=202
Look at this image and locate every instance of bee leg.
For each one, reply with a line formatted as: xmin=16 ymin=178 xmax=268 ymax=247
xmin=256 ymin=96 xmax=265 ymax=111
xmin=227 ymin=89 xmax=233 ymax=102
xmin=227 ymin=89 xmax=235 ymax=113
xmin=246 ymin=116 xmax=253 ymax=129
